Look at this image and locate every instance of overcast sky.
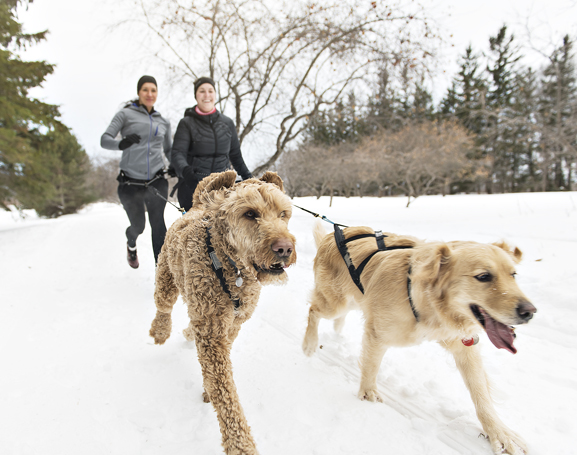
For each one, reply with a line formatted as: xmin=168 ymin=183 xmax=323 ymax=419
xmin=17 ymin=0 xmax=577 ymax=167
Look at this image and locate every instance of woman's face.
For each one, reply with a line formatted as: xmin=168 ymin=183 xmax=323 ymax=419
xmin=196 ymin=83 xmax=216 ymax=113
xmin=138 ymin=83 xmax=158 ymax=111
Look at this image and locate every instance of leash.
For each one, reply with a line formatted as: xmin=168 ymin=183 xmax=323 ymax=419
xmin=120 ymin=170 xmax=186 ymax=215
xmin=293 ymin=204 xmax=347 ymax=227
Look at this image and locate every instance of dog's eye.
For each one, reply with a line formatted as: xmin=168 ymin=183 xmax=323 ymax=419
xmin=279 ymin=211 xmax=286 ymax=218
xmin=475 ymin=273 xmax=492 ymax=282
xmin=244 ymin=210 xmax=258 ymax=220
xmin=511 ymin=272 xmax=517 ymax=279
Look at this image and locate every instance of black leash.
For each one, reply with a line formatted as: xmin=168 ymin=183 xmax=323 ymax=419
xmin=205 ymin=227 xmax=241 ymax=310
xmin=120 ymin=170 xmax=186 ymax=215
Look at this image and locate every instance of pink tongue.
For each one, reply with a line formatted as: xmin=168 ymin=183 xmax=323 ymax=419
xmin=479 ymin=308 xmax=517 ymax=354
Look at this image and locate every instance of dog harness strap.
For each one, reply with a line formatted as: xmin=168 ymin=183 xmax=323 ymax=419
xmin=334 ymin=224 xmax=365 ymax=293
xmin=334 ymin=225 xmax=418 ymax=322
xmin=205 ymin=227 xmax=241 ymax=309
xmin=406 ymin=266 xmax=419 ymax=322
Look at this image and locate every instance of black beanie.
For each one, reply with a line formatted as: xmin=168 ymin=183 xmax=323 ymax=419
xmin=137 ymin=75 xmax=157 ymax=93
xmin=194 ymin=77 xmax=216 ymax=95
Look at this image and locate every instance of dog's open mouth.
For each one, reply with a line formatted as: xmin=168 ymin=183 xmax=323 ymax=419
xmin=254 ymin=262 xmax=286 ymax=275
xmin=470 ymin=305 xmax=517 ymax=354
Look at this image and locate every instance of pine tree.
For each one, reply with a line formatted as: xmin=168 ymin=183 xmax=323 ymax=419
xmin=539 ymin=35 xmax=577 ymax=191
xmin=1 ymin=0 xmax=93 ymax=213
xmin=0 ymin=0 xmax=59 ymax=206
xmin=483 ymin=25 xmax=526 ymax=192
xmin=15 ymin=126 xmax=96 ymax=217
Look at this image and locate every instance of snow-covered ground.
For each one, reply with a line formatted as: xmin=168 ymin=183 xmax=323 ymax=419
xmin=1 ymin=192 xmax=576 ymax=455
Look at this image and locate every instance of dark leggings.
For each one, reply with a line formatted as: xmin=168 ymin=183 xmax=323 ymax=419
xmin=117 ymin=178 xmax=168 ymax=263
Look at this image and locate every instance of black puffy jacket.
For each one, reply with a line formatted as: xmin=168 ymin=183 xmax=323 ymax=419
xmin=171 ymin=107 xmax=252 ymax=181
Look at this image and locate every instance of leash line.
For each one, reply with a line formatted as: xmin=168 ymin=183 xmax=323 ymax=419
xmin=292 ymin=204 xmax=347 ymax=227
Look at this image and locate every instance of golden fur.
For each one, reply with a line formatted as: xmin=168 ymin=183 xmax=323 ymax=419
xmin=150 ymin=171 xmax=296 ymax=455
xmin=303 ymin=221 xmax=536 ymax=455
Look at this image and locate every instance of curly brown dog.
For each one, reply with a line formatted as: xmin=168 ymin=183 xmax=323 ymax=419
xmin=303 ymin=222 xmax=536 ymax=455
xmin=150 ymin=171 xmax=296 ymax=455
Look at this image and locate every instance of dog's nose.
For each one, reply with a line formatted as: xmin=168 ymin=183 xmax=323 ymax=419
xmin=272 ymin=238 xmax=294 ymax=258
xmin=516 ymin=300 xmax=537 ymax=322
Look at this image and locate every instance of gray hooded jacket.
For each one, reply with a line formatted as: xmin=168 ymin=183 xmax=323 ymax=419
xmin=101 ymin=103 xmax=172 ymax=180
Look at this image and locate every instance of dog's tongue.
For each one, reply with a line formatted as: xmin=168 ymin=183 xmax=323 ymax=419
xmin=479 ymin=308 xmax=517 ymax=354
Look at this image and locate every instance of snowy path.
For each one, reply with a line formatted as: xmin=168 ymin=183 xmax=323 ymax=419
xmin=1 ymin=193 xmax=576 ymax=455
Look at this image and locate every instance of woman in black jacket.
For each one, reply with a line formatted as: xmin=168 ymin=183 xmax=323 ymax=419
xmin=171 ymin=77 xmax=252 ymax=211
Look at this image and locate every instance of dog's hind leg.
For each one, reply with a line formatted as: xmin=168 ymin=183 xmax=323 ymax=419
xmin=303 ymin=288 xmax=349 ymax=356
xmin=358 ymin=318 xmax=388 ymax=403
xmin=441 ymin=339 xmax=527 ymax=455
xmin=149 ymin=253 xmax=179 ymax=345
xmin=196 ymin=335 xmax=259 ymax=455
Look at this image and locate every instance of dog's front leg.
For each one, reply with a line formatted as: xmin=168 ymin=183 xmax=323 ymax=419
xmin=195 ymin=335 xmax=259 ymax=455
xmin=442 ymin=339 xmax=527 ymax=455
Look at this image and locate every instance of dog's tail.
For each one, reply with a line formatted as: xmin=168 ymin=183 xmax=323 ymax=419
xmin=313 ymin=220 xmax=328 ymax=249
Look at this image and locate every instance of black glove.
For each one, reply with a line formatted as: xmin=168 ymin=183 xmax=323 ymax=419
xmin=118 ymin=134 xmax=141 ymax=150
xmin=166 ymin=167 xmax=177 ymax=178
xmin=183 ymin=166 xmax=199 ymax=188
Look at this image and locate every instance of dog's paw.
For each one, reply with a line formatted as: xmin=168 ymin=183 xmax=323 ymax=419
xmin=302 ymin=338 xmax=317 ymax=357
xmin=183 ymin=325 xmax=196 ymax=342
xmin=149 ymin=312 xmax=172 ymax=345
xmin=202 ymin=391 xmax=211 ymax=403
xmin=487 ymin=426 xmax=527 ymax=454
xmin=358 ymin=387 xmax=383 ymax=403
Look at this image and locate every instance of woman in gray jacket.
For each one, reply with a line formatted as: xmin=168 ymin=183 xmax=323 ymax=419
xmin=101 ymin=75 xmax=172 ymax=268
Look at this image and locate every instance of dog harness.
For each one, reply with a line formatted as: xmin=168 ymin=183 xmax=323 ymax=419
xmin=333 ymin=224 xmax=419 ymax=322
xmin=205 ymin=227 xmax=242 ymax=309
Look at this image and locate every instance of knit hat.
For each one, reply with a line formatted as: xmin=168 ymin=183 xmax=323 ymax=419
xmin=137 ymin=75 xmax=157 ymax=93
xmin=194 ymin=77 xmax=216 ymax=95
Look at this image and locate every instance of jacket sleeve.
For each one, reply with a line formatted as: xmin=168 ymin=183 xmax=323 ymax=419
xmin=228 ymin=122 xmax=252 ymax=179
xmin=100 ymin=110 xmax=125 ymax=150
xmin=171 ymin=118 xmax=192 ymax=178
xmin=163 ymin=120 xmax=172 ymax=162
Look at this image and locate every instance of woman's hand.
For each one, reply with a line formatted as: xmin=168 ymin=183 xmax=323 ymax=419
xmin=183 ymin=166 xmax=199 ymax=187
xmin=119 ymin=134 xmax=141 ymax=150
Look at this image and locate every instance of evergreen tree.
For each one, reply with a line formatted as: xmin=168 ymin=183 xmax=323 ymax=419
xmin=15 ymin=126 xmax=95 ymax=217
xmin=1 ymin=0 xmax=93 ymax=213
xmin=483 ymin=25 xmax=526 ymax=192
xmin=305 ymin=91 xmax=369 ymax=145
xmin=0 ymin=0 xmax=59 ymax=207
xmin=539 ymin=35 xmax=577 ymax=191
xmin=440 ymin=45 xmax=487 ymax=134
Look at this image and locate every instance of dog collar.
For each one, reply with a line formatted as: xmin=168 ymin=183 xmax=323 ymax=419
xmin=205 ymin=227 xmax=242 ymax=309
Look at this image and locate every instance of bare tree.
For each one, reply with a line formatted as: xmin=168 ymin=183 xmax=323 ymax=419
xmin=360 ymin=120 xmax=475 ymax=206
xmin=126 ymin=0 xmax=438 ymax=175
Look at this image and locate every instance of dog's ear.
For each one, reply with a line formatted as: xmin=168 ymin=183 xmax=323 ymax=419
xmin=260 ymin=171 xmax=284 ymax=192
xmin=423 ymin=243 xmax=452 ymax=286
xmin=193 ymin=171 xmax=237 ymax=208
xmin=493 ymin=241 xmax=523 ymax=263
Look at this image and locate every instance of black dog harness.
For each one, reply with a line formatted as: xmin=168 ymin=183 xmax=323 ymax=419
xmin=333 ymin=225 xmax=419 ymax=322
xmin=206 ymin=227 xmax=242 ymax=309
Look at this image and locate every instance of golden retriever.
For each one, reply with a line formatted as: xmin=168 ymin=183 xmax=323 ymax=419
xmin=302 ymin=222 xmax=536 ymax=455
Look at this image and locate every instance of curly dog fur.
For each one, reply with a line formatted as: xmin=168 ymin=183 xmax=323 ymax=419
xmin=150 ymin=171 xmax=296 ymax=455
xmin=303 ymin=222 xmax=537 ymax=455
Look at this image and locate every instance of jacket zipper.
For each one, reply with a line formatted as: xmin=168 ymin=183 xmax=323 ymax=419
xmin=147 ymin=113 xmax=153 ymax=180
xmin=209 ymin=116 xmax=218 ymax=174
